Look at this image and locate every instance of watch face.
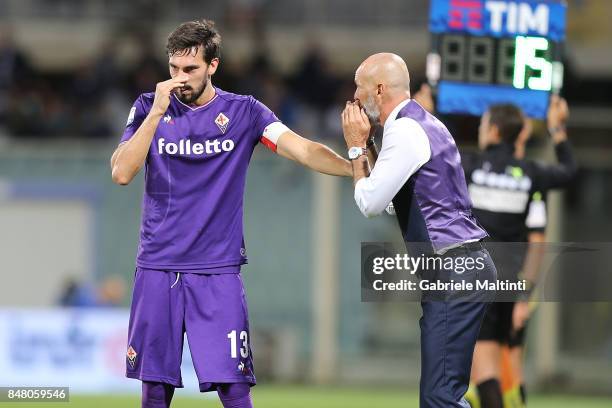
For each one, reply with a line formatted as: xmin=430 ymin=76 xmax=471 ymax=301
xmin=348 ymin=147 xmax=363 ymax=159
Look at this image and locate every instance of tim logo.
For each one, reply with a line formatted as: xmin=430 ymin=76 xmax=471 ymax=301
xmin=449 ymin=0 xmax=550 ymax=35
xmin=449 ymin=0 xmax=484 ymax=30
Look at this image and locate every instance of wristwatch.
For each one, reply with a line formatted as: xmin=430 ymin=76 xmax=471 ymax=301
xmin=548 ymin=125 xmax=566 ymax=135
xmin=348 ymin=146 xmax=367 ymax=160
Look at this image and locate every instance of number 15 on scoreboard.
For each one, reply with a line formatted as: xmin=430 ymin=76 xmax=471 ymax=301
xmin=427 ymin=0 xmax=567 ymax=118
xmin=513 ymin=35 xmax=562 ymax=92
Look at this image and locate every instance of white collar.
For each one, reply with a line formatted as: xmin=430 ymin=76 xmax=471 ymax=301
xmin=383 ymin=98 xmax=411 ymax=131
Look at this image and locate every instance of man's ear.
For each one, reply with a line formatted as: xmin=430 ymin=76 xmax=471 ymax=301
xmin=377 ymin=83 xmax=384 ymax=95
xmin=490 ymin=124 xmax=501 ymax=143
xmin=208 ymin=58 xmax=220 ymax=75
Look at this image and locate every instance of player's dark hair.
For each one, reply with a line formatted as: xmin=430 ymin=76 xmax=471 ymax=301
xmin=166 ymin=19 xmax=221 ymax=64
xmin=488 ymin=104 xmax=525 ymax=145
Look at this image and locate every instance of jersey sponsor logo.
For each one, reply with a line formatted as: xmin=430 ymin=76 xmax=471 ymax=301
xmin=471 ymin=166 xmax=532 ymax=191
xmin=215 ymin=112 xmax=230 ymax=133
xmin=126 ymin=107 xmax=136 ymax=126
xmin=469 ymin=184 xmax=529 ymax=213
xmin=126 ymin=345 xmax=137 ymax=368
xmin=157 ymin=137 xmax=235 ymax=156
xmin=163 ymin=114 xmax=174 ymax=124
xmin=469 ymin=164 xmax=532 ymax=213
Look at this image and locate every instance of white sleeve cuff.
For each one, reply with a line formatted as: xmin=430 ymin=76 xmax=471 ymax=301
xmin=354 ymin=177 xmax=382 ymax=218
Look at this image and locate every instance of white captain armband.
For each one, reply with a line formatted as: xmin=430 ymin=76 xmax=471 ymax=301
xmin=260 ymin=122 xmax=290 ymax=152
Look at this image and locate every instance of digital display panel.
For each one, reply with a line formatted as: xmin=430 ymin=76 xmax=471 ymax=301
xmin=428 ymin=0 xmax=567 ymax=118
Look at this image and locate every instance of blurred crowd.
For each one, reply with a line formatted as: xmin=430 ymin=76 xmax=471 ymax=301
xmin=0 ymin=26 xmax=355 ymax=142
xmin=0 ymin=28 xmax=116 ymax=138
xmin=57 ymin=275 xmax=126 ymax=307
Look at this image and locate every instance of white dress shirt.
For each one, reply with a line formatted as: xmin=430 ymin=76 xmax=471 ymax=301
xmin=354 ymin=99 xmax=432 ymax=217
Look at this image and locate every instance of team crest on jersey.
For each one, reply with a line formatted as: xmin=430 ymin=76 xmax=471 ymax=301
xmin=215 ymin=112 xmax=230 ymax=133
xmin=163 ymin=114 xmax=174 ymax=124
xmin=127 ymin=345 xmax=138 ymax=368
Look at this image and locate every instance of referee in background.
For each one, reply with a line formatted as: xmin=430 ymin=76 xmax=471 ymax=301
xmin=342 ymin=53 xmax=496 ymax=408
xmin=464 ymin=97 xmax=576 ymax=408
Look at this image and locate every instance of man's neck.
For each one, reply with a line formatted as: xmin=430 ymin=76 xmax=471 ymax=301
xmin=192 ymin=81 xmax=216 ymax=106
xmin=380 ymin=94 xmax=411 ymax=126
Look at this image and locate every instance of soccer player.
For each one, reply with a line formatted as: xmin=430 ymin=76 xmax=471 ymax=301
xmin=110 ymin=20 xmax=351 ymax=408
xmin=341 ymin=53 xmax=497 ymax=408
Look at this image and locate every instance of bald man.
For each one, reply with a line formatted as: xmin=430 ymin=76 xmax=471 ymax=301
xmin=342 ymin=53 xmax=497 ymax=408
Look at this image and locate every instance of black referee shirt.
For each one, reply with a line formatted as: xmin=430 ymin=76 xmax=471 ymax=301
xmin=462 ymin=141 xmax=576 ymax=242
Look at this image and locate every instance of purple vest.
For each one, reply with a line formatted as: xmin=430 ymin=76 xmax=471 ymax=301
xmin=391 ymin=101 xmax=487 ymax=253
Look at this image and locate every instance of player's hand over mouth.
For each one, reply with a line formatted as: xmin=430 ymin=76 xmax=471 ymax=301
xmin=342 ymin=101 xmax=371 ymax=148
xmin=151 ymin=75 xmax=189 ymax=116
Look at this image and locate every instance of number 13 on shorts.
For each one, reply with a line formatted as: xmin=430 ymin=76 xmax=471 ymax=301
xmin=227 ymin=330 xmax=249 ymax=358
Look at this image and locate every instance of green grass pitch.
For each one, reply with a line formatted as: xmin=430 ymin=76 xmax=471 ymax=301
xmin=3 ymin=385 xmax=611 ymax=407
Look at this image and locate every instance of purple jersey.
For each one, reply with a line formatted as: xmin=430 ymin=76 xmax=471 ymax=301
xmin=121 ymin=88 xmax=283 ymax=271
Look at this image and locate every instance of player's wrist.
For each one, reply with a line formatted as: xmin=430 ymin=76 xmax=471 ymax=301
xmin=548 ymin=125 xmax=567 ymax=143
xmin=148 ymin=107 xmax=166 ymax=119
xmin=346 ymin=138 xmax=367 ymax=148
xmin=548 ymin=124 xmax=566 ymax=133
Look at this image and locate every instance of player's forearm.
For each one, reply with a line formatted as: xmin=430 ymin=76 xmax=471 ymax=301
xmin=303 ymin=142 xmax=352 ymax=177
xmin=543 ymin=139 xmax=577 ymax=188
xmin=111 ymin=112 xmax=163 ymax=185
xmin=553 ymin=138 xmax=576 ymax=169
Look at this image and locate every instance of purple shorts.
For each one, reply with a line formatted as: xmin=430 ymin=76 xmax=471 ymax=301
xmin=126 ymin=267 xmax=256 ymax=392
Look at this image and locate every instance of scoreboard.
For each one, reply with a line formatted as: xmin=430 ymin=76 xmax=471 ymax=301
xmin=427 ymin=0 xmax=567 ymax=118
